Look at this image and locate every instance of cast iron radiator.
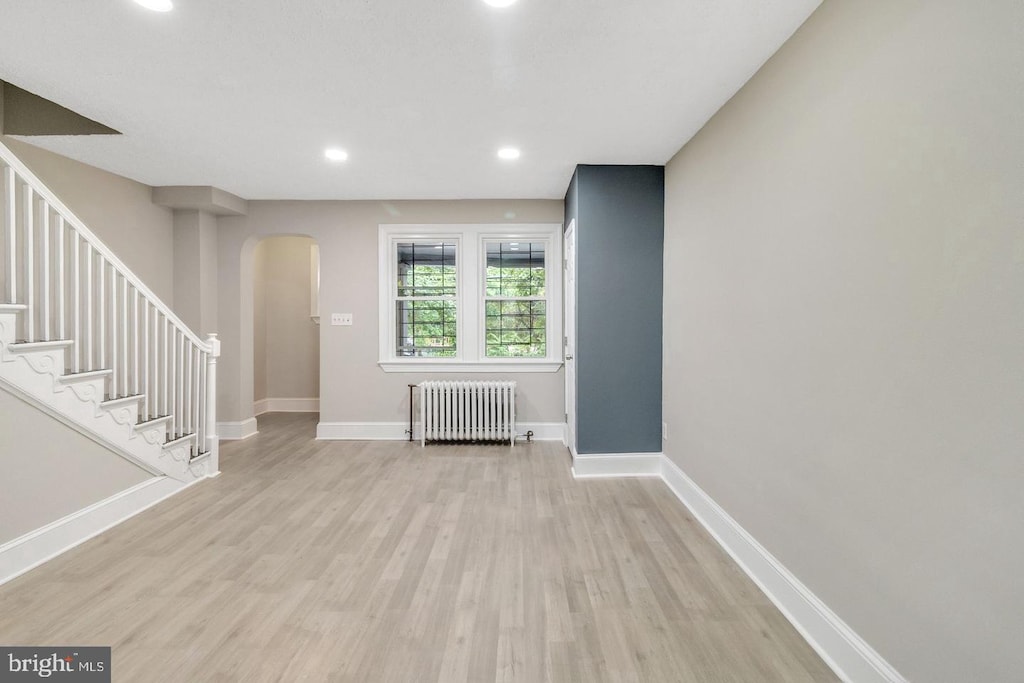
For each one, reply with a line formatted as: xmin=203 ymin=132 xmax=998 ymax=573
xmin=418 ymin=380 xmax=516 ymax=446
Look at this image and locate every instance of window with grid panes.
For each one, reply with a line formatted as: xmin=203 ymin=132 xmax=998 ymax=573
xmin=395 ymin=241 xmax=457 ymax=357
xmin=378 ymin=224 xmax=561 ymax=372
xmin=484 ymin=241 xmax=546 ymax=357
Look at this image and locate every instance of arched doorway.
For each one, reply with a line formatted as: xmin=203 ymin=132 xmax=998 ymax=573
xmin=251 ymin=235 xmax=321 ymax=431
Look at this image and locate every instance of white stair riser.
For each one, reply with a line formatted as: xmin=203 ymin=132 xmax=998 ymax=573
xmin=55 ymin=375 xmax=107 ymax=404
xmin=0 ymin=312 xmax=22 ymax=344
xmin=131 ymin=416 xmax=172 ymax=444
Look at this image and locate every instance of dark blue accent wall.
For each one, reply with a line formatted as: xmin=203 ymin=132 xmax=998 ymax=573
xmin=566 ymin=165 xmax=664 ymax=455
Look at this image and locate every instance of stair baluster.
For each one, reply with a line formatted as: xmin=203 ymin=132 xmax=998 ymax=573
xmin=40 ymin=199 xmax=49 ymax=341
xmin=0 ymin=139 xmax=220 ymax=480
xmin=24 ymin=184 xmax=34 ymax=341
xmin=72 ymin=231 xmax=80 ymax=372
xmin=4 ymin=167 xmax=15 ymax=303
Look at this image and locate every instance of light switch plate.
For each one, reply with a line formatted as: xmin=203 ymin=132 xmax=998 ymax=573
xmin=331 ymin=313 xmax=353 ymax=326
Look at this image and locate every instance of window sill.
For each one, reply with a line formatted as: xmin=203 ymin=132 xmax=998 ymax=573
xmin=378 ymin=360 xmax=563 ymax=373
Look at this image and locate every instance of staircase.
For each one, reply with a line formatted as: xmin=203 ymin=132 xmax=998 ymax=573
xmin=0 ymin=140 xmax=219 ymax=483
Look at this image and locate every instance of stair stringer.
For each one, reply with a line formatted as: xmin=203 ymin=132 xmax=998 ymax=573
xmin=0 ymin=308 xmax=210 ymax=482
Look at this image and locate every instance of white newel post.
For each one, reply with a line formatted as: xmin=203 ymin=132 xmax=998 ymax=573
xmin=205 ymin=333 xmax=221 ymax=475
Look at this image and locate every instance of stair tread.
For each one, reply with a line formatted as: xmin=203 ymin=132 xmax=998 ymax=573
xmin=135 ymin=414 xmax=172 ymax=427
xmin=58 ymin=369 xmax=112 ymax=381
xmin=163 ymin=432 xmax=197 ymax=448
xmin=9 ymin=339 xmax=74 ymax=349
xmin=99 ymin=393 xmax=144 ymax=407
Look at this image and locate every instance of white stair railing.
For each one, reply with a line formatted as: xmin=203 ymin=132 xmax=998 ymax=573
xmin=0 ymin=140 xmax=219 ymax=465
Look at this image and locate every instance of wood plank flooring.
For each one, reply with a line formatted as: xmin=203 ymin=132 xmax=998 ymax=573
xmin=0 ymin=413 xmax=837 ymax=682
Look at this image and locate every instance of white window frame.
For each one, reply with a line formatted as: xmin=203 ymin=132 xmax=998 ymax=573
xmin=378 ymin=223 xmax=563 ymax=373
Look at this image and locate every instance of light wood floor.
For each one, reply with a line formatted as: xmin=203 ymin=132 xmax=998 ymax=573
xmin=0 ymin=413 xmax=837 ymax=682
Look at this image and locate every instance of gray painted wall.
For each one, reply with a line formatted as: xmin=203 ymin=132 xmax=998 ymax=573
xmin=172 ymin=209 xmax=219 ymax=338
xmin=216 ymin=200 xmax=566 ymax=426
xmin=253 ymin=239 xmax=269 ymax=403
xmin=662 ymin=0 xmax=1024 ymax=680
xmin=569 ymin=165 xmax=664 ymax=455
xmin=0 ymin=385 xmax=152 ymax=545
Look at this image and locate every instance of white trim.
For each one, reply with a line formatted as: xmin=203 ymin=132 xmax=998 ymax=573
xmin=310 ymin=244 xmax=320 ymax=320
xmin=378 ymin=361 xmax=562 ymax=373
xmin=0 ymin=476 xmax=205 ymax=586
xmin=517 ymin=422 xmax=566 ymax=441
xmin=217 ymin=417 xmax=258 ymax=440
xmin=317 ymin=422 xmax=408 ymax=440
xmin=563 ymin=219 xmax=577 ymax=454
xmin=254 ymin=397 xmax=320 ymax=415
xmin=571 ymin=452 xmax=663 ymax=478
xmin=659 ymin=456 xmax=906 ymax=683
xmin=316 ymin=421 xmax=566 ymax=442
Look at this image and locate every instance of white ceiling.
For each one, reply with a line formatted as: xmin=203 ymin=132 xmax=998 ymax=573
xmin=0 ymin=0 xmax=820 ymax=200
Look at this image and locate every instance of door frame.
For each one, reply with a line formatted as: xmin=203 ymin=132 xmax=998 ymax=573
xmin=563 ymin=219 xmax=577 ymax=456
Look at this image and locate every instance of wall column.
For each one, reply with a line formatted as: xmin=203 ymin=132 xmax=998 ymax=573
xmin=152 ymin=185 xmax=247 ymax=338
xmin=171 ymin=210 xmax=219 ymax=335
xmin=153 ymin=185 xmax=248 ymax=434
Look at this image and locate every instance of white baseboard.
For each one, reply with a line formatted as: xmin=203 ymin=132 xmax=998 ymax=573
xmin=317 ymin=421 xmax=408 ymax=440
xmin=218 ymin=417 xmax=258 ymax=441
xmin=659 ymin=456 xmax=906 ymax=683
xmin=517 ymin=422 xmax=566 ymax=441
xmin=254 ymin=397 xmax=319 ymax=415
xmin=316 ymin=421 xmax=566 ymax=442
xmin=0 ymin=476 xmax=203 ymax=587
xmin=571 ymin=452 xmax=663 ymax=478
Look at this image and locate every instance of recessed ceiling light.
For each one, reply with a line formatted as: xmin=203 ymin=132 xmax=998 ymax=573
xmin=497 ymin=147 xmax=521 ymax=160
xmin=324 ymin=148 xmax=348 ymax=162
xmin=133 ymin=0 xmax=173 ymax=11
xmin=483 ymin=0 xmax=518 ymax=7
